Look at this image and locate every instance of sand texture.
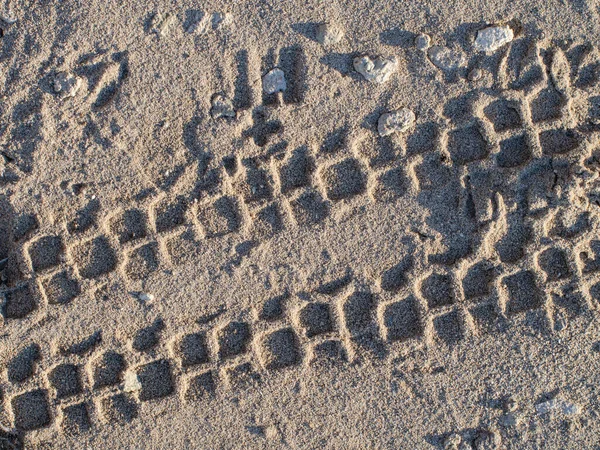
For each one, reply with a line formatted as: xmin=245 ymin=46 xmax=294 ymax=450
xmin=2 ymin=0 xmax=600 ymax=448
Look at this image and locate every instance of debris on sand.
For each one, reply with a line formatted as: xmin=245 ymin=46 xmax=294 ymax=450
xmin=316 ymin=22 xmax=344 ymax=46
xmin=53 ymin=72 xmax=82 ymax=100
xmin=473 ymin=25 xmax=514 ymax=52
xmin=138 ymin=292 xmax=155 ymax=302
xmin=415 ymin=33 xmax=431 ymax=51
xmin=123 ymin=371 xmax=142 ymax=392
xmin=535 ymin=397 xmax=581 ymax=416
xmin=150 ymin=12 xmax=176 ymax=37
xmin=210 ymin=94 xmax=235 ymax=119
xmin=377 ymin=108 xmax=416 ymax=136
xmin=353 ymin=55 xmax=398 ymax=83
xmin=427 ymin=46 xmax=467 ymax=71
xmin=263 ymin=68 xmax=287 ymax=94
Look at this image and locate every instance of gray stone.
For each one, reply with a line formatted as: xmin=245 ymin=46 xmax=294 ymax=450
xmin=377 ymin=108 xmax=416 ymax=137
xmin=473 ymin=25 xmax=514 ymax=52
xmin=535 ymin=397 xmax=581 ymax=416
xmin=415 ymin=33 xmax=431 ymax=51
xmin=263 ymin=68 xmax=287 ymax=94
xmin=353 ymin=55 xmax=398 ymax=84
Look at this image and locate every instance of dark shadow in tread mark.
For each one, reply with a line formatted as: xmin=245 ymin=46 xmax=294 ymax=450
xmin=447 ymin=124 xmax=489 ymax=165
xmin=279 ymin=45 xmax=307 ymax=104
xmin=92 ymin=52 xmax=129 ymax=111
xmin=383 ymin=296 xmax=423 ymax=342
xmin=234 ymin=49 xmax=252 ymax=110
xmin=320 ymin=126 xmax=348 ymax=154
xmin=137 ymin=360 xmax=174 ymax=401
xmin=67 ymin=199 xmax=101 ymax=234
xmin=380 ymin=257 xmax=413 ymax=292
xmin=8 ymin=344 xmax=40 ymax=383
xmin=483 ymin=99 xmax=522 ymax=132
xmin=11 ymin=389 xmax=51 ymax=431
xmin=538 ymin=129 xmax=581 ymax=155
xmin=497 ymin=135 xmax=531 ymax=168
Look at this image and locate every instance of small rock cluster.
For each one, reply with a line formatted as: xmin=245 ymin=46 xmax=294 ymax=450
xmin=262 ymin=68 xmax=287 ymax=94
xmin=378 ymin=109 xmax=416 ymax=137
xmin=53 ymin=72 xmax=82 ymax=100
xmin=474 ymin=25 xmax=514 ymax=52
xmin=353 ymin=54 xmax=398 ymax=84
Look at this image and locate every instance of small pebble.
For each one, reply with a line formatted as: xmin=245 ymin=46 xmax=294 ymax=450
xmin=473 ymin=25 xmax=514 ymax=52
xmin=210 ymin=94 xmax=235 ymax=119
xmin=138 ymin=292 xmax=154 ymax=302
xmin=263 ymin=68 xmax=287 ymax=94
xmin=415 ymin=33 xmax=431 ymax=51
xmin=499 ymin=412 xmax=520 ymax=428
xmin=316 ymin=22 xmax=344 ymax=46
xmin=377 ymin=108 xmax=416 ymax=137
xmin=427 ymin=46 xmax=467 ymax=71
xmin=536 ymin=397 xmax=581 ymax=416
xmin=53 ymin=72 xmax=82 ymax=99
xmin=353 ymin=54 xmax=398 ymax=83
xmin=123 ymin=371 xmax=142 ymax=392
xmin=468 ymin=68 xmax=483 ymax=81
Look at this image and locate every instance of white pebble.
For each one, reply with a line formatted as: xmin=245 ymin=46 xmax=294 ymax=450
xmin=123 ymin=371 xmax=142 ymax=392
xmin=377 ymin=108 xmax=416 ymax=137
xmin=535 ymin=398 xmax=580 ymax=416
xmin=316 ymin=22 xmax=344 ymax=46
xmin=210 ymin=94 xmax=235 ymax=119
xmin=53 ymin=72 xmax=82 ymax=100
xmin=415 ymin=34 xmax=431 ymax=51
xmin=427 ymin=46 xmax=467 ymax=71
xmin=473 ymin=25 xmax=514 ymax=53
xmin=353 ymin=55 xmax=398 ymax=84
xmin=263 ymin=68 xmax=286 ymax=94
xmin=138 ymin=292 xmax=154 ymax=302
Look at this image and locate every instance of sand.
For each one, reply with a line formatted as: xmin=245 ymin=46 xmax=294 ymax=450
xmin=1 ymin=0 xmax=600 ymax=448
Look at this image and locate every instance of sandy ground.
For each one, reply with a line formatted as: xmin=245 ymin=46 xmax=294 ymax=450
xmin=2 ymin=0 xmax=600 ymax=448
